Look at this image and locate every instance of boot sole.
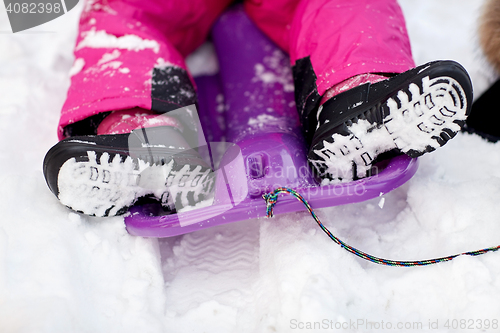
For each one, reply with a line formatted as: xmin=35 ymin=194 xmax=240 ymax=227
xmin=44 ymin=127 xmax=214 ymax=217
xmin=308 ymin=61 xmax=472 ymax=182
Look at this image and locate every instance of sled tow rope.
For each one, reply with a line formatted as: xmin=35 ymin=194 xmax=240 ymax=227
xmin=263 ymin=187 xmax=500 ymax=267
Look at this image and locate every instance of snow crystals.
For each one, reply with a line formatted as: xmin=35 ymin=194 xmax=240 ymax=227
xmin=77 ymin=28 xmax=160 ymax=53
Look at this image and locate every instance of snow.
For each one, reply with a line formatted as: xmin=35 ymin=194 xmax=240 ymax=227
xmin=253 ymin=50 xmax=294 ymax=92
xmin=57 ymin=151 xmax=151 ymax=216
xmin=76 ymin=28 xmax=160 ymax=53
xmin=1 ymin=0 xmax=500 ymax=332
xmin=69 ymin=58 xmax=85 ymax=76
xmin=154 ymin=57 xmax=176 ymax=70
xmin=57 ymin=149 xmax=212 ymax=216
xmin=248 ymin=114 xmax=281 ymax=127
xmin=97 ymin=50 xmax=121 ymax=65
xmin=185 ymin=42 xmax=220 ymax=76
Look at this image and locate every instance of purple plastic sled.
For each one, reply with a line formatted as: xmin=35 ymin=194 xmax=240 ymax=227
xmin=124 ymin=6 xmax=418 ymax=238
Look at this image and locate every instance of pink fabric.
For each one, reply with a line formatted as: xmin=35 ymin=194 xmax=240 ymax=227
xmin=59 ymin=0 xmax=230 ymax=139
xmin=246 ymin=0 xmax=416 ymax=96
xmin=59 ymin=0 xmax=415 ymax=139
xmin=96 ymin=108 xmax=183 ymax=135
xmin=320 ymin=73 xmax=388 ymax=104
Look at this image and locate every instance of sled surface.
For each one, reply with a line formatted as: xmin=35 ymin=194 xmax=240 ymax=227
xmin=124 ymin=6 xmax=418 ymax=237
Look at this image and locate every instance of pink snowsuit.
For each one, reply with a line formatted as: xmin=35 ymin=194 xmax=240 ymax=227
xmin=59 ymin=0 xmax=415 ymax=139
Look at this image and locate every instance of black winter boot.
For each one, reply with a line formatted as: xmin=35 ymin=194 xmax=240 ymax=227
xmin=43 ymin=126 xmax=214 ymax=217
xmin=305 ymin=60 xmax=473 ymax=183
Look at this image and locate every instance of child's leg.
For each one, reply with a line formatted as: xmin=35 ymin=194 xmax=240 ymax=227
xmin=46 ymin=0 xmax=232 ymax=216
xmin=59 ymin=0 xmax=232 ymax=139
xmin=245 ymin=0 xmax=415 ymax=136
xmin=245 ymin=0 xmax=472 ymax=182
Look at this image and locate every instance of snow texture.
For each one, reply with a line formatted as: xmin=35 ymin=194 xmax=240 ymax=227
xmin=185 ymin=42 xmax=220 ymax=77
xmin=58 ymin=150 xmax=213 ymax=217
xmin=1 ymin=1 xmax=500 ymax=332
xmin=253 ymin=49 xmax=294 ymax=92
xmin=76 ymin=28 xmax=160 ymax=53
xmin=69 ymin=58 xmax=85 ymax=76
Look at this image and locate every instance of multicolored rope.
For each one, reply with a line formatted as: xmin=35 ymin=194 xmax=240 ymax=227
xmin=262 ymin=187 xmax=500 ymax=267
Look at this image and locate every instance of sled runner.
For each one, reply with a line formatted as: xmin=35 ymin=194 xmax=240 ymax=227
xmin=123 ymin=7 xmax=419 ymax=237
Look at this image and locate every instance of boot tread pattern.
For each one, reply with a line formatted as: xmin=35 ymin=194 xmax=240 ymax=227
xmin=309 ymin=75 xmax=468 ymax=183
xmin=57 ymin=150 xmax=214 ymax=217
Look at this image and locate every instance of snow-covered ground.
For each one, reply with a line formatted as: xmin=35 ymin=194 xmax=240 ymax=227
xmin=1 ymin=1 xmax=500 ymax=332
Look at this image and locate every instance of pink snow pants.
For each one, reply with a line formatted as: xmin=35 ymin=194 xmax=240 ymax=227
xmin=59 ymin=0 xmax=415 ymax=139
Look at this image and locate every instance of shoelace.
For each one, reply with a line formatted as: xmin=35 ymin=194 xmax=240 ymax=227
xmin=262 ymin=187 xmax=500 ymax=267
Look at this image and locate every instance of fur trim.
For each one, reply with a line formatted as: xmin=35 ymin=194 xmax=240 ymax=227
xmin=480 ymin=0 xmax=500 ymax=73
